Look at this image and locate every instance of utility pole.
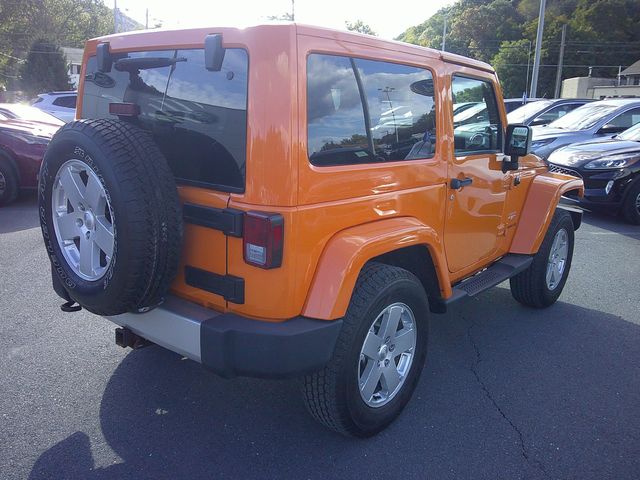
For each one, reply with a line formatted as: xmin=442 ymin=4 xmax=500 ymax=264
xmin=442 ymin=16 xmax=447 ymax=51
xmin=146 ymin=8 xmax=149 ymax=29
xmin=554 ymin=24 xmax=567 ymax=98
xmin=525 ymin=40 xmax=532 ymax=98
xmin=530 ymin=0 xmax=546 ymax=98
xmin=114 ymin=0 xmax=118 ymax=33
xmin=291 ymin=0 xmax=295 ymax=21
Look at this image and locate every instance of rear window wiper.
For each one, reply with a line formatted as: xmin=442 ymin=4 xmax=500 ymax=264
xmin=114 ymin=56 xmax=187 ymax=72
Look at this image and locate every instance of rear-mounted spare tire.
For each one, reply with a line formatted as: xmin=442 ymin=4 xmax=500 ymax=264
xmin=38 ymin=119 xmax=183 ymax=315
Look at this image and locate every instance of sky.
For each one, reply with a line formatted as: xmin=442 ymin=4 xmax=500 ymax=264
xmin=113 ymin=0 xmax=454 ymax=40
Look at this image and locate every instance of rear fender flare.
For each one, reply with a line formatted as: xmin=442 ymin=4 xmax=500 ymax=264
xmin=302 ymin=217 xmax=451 ymax=320
xmin=510 ymin=173 xmax=584 ymax=254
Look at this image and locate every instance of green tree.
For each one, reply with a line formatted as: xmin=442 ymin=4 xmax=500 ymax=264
xmin=493 ymin=40 xmax=532 ymax=97
xmin=345 ymin=20 xmax=377 ymax=36
xmin=20 ymin=40 xmax=72 ymax=96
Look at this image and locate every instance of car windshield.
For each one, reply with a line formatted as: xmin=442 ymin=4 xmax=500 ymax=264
xmin=0 ymin=104 xmax=64 ymax=125
xmin=548 ymin=103 xmax=619 ymax=130
xmin=507 ymin=100 xmax=553 ymax=124
xmin=618 ymin=122 xmax=640 ymax=141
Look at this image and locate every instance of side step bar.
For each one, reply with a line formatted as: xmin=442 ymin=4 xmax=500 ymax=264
xmin=445 ymin=254 xmax=534 ymax=305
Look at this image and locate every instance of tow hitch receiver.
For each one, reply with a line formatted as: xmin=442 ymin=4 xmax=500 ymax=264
xmin=115 ymin=327 xmax=153 ymax=349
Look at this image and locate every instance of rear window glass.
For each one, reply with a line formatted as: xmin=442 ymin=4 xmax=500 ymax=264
xmin=53 ymin=95 xmax=77 ymax=108
xmin=307 ymin=54 xmax=436 ymax=166
xmin=83 ymin=48 xmax=248 ymax=192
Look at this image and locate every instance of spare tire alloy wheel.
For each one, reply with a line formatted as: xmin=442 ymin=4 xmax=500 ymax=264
xmin=52 ymin=159 xmax=115 ymax=281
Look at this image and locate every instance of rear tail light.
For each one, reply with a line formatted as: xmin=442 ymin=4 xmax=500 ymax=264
xmin=243 ymin=211 xmax=284 ymax=269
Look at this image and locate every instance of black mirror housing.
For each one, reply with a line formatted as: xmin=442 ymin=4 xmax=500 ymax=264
xmin=505 ymin=124 xmax=532 ymax=157
xmin=598 ymin=124 xmax=624 ymax=135
xmin=205 ymin=34 xmax=225 ymax=71
xmin=96 ymin=42 xmax=112 ymax=73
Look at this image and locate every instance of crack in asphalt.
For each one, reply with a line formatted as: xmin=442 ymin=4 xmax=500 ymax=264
xmin=465 ymin=318 xmax=550 ymax=479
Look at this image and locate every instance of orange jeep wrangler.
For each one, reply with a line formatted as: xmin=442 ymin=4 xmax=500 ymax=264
xmin=38 ymin=24 xmax=584 ymax=437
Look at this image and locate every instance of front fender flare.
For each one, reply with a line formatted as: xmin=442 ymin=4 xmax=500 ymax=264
xmin=510 ymin=173 xmax=584 ymax=254
xmin=302 ymin=217 xmax=450 ymax=320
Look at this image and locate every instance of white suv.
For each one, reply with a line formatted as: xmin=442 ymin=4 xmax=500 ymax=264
xmin=31 ymin=91 xmax=77 ymax=123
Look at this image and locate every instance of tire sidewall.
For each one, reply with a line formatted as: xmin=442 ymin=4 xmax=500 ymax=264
xmin=622 ymin=181 xmax=640 ymax=224
xmin=39 ymin=127 xmax=134 ymax=309
xmin=341 ymin=277 xmax=429 ymax=436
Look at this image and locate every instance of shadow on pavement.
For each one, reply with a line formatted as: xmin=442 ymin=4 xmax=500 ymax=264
xmin=0 ymin=191 xmax=39 ymax=234
xmin=580 ymin=209 xmax=640 ymax=240
xmin=29 ymin=288 xmax=640 ymax=480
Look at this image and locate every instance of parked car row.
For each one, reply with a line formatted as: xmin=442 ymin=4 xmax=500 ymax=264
xmin=521 ymin=98 xmax=640 ymax=224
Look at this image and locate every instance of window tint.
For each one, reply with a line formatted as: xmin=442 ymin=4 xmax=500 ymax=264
xmin=83 ymin=48 xmax=248 ymax=192
xmin=53 ymin=95 xmax=77 ymax=108
xmin=307 ymin=55 xmax=369 ymax=165
xmin=452 ymin=76 xmax=502 ymax=154
xmin=307 ymin=54 xmax=436 ymax=166
xmin=535 ymin=103 xmax=581 ymax=123
xmin=608 ymin=107 xmax=640 ymax=129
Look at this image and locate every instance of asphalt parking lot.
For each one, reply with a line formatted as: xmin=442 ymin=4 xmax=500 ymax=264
xmin=1 ymin=192 xmax=639 ymax=480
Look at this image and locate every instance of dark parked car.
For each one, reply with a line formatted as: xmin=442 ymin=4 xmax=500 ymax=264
xmin=531 ymin=98 xmax=640 ymax=159
xmin=548 ymin=122 xmax=640 ymax=224
xmin=508 ymin=98 xmax=593 ymax=126
xmin=0 ymin=118 xmax=59 ymax=205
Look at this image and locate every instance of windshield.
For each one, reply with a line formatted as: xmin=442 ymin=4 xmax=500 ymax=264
xmin=0 ymin=104 xmax=64 ymax=125
xmin=618 ymin=122 xmax=640 ymax=141
xmin=507 ymin=100 xmax=553 ymax=124
xmin=548 ymin=103 xmax=618 ymax=130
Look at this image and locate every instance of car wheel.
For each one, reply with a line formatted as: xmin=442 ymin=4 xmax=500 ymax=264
xmin=0 ymin=156 xmax=19 ymax=206
xmin=510 ymin=209 xmax=575 ymax=308
xmin=302 ymin=262 xmax=429 ymax=437
xmin=621 ymin=181 xmax=640 ymax=225
xmin=38 ymin=119 xmax=182 ymax=315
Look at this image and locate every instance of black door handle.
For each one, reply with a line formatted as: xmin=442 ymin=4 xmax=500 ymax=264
xmin=450 ymin=177 xmax=473 ymax=189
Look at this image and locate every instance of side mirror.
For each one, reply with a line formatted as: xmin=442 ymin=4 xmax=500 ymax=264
xmin=205 ymin=34 xmax=225 ymax=71
xmin=503 ymin=124 xmax=532 ymax=172
xmin=505 ymin=124 xmax=532 ymax=156
xmin=96 ymin=42 xmax=112 ymax=73
xmin=598 ymin=124 xmax=624 ymax=135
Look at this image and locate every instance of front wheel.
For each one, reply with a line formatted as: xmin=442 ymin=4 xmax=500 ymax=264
xmin=621 ymin=181 xmax=640 ymax=225
xmin=510 ymin=209 xmax=575 ymax=308
xmin=302 ymin=263 xmax=429 ymax=437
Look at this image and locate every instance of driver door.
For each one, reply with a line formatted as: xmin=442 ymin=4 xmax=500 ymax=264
xmin=444 ymin=74 xmax=509 ymax=274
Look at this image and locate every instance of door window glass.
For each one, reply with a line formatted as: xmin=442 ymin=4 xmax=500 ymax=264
xmin=608 ymin=107 xmax=640 ymax=129
xmin=452 ymin=76 xmax=502 ymax=154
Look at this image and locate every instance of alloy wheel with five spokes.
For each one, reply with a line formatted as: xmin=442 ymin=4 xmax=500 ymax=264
xmin=51 ymin=159 xmax=115 ymax=281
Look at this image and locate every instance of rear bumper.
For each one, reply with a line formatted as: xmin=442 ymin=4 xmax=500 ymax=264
xmin=106 ymin=296 xmax=342 ymax=379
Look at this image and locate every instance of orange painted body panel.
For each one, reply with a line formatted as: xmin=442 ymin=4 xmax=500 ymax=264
xmin=78 ymin=24 xmax=583 ymax=322
xmin=510 ymin=172 xmax=584 ymax=254
xmin=302 ymin=216 xmax=450 ymax=320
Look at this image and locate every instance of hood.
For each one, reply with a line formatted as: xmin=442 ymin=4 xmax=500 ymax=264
xmin=0 ymin=119 xmax=59 ymax=139
xmin=548 ymin=138 xmax=640 ymax=167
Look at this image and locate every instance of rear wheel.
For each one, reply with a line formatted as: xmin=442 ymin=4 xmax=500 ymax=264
xmin=510 ymin=209 xmax=575 ymax=308
xmin=621 ymin=181 xmax=640 ymax=225
xmin=302 ymin=263 xmax=429 ymax=437
xmin=0 ymin=156 xmax=19 ymax=206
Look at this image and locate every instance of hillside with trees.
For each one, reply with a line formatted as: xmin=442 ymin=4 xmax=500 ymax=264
xmin=396 ymin=0 xmax=640 ymax=98
xmin=0 ymin=0 xmax=115 ymax=91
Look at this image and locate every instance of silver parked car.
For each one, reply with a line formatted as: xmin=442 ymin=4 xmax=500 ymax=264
xmin=530 ymin=99 xmax=640 ymax=159
xmin=508 ymin=98 xmax=593 ymax=126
